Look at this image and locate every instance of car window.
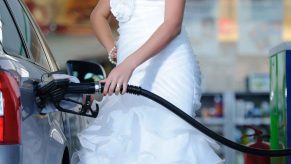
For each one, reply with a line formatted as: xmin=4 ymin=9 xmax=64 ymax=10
xmin=0 ymin=0 xmax=26 ymax=57
xmin=6 ymin=0 xmax=50 ymax=70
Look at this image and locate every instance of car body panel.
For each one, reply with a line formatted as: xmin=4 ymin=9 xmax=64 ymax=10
xmin=0 ymin=145 xmax=21 ymax=164
xmin=0 ymin=0 xmax=89 ymax=164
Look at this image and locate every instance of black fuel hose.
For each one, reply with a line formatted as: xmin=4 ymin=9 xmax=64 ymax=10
xmin=67 ymin=82 xmax=291 ymax=156
xmin=110 ymin=84 xmax=291 ymax=157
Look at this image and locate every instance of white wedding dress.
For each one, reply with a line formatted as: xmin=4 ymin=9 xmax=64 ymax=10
xmin=76 ymin=0 xmax=223 ymax=163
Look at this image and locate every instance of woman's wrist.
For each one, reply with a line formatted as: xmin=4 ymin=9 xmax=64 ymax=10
xmin=124 ymin=54 xmax=140 ymax=70
xmin=108 ymin=45 xmax=117 ymax=65
xmin=108 ymin=46 xmax=116 ymax=55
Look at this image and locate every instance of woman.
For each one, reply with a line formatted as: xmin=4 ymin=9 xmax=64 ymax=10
xmin=77 ymin=0 xmax=223 ymax=163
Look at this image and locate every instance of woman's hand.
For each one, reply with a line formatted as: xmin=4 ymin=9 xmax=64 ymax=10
xmin=101 ymin=59 xmax=136 ymax=96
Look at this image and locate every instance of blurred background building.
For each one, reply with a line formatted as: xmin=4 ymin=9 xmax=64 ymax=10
xmin=23 ymin=0 xmax=291 ymax=163
xmin=23 ymin=0 xmax=291 ymax=92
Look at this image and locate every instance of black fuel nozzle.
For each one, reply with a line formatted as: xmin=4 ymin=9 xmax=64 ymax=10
xmin=98 ymin=82 xmax=143 ymax=96
xmin=35 ymin=75 xmax=101 ymax=118
xmin=66 ymin=81 xmax=99 ymax=94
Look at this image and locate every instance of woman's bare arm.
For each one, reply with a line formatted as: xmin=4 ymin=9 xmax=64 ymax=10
xmin=90 ymin=0 xmax=115 ymax=52
xmin=125 ymin=0 xmax=186 ymax=68
xmin=102 ymin=0 xmax=186 ymax=96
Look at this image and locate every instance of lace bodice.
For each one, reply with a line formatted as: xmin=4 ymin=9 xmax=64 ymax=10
xmin=110 ymin=0 xmax=135 ymax=22
xmin=110 ymin=0 xmax=164 ymax=22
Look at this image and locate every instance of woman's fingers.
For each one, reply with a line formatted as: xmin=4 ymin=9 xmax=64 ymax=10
xmin=103 ymin=79 xmax=127 ymax=96
xmin=102 ymin=62 xmax=133 ymax=96
xmin=108 ymin=80 xmax=117 ymax=96
xmin=122 ymin=82 xmax=127 ymax=95
xmin=102 ymin=79 xmax=111 ymax=96
xmin=115 ymin=81 xmax=122 ymax=95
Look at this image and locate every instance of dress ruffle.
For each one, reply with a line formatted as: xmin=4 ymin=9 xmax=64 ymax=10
xmin=110 ymin=0 xmax=135 ymax=22
xmin=76 ymin=95 xmax=223 ymax=164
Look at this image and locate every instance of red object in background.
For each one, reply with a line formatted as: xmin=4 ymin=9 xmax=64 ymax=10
xmin=24 ymin=0 xmax=34 ymax=11
xmin=219 ymin=18 xmax=236 ymax=34
xmin=24 ymin=0 xmax=50 ymax=34
xmin=244 ymin=126 xmax=270 ymax=164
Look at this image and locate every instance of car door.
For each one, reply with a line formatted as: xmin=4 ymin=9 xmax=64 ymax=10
xmin=0 ymin=0 xmax=67 ymax=164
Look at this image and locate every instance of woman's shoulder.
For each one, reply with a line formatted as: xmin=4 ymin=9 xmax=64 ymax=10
xmin=110 ymin=0 xmax=135 ymax=23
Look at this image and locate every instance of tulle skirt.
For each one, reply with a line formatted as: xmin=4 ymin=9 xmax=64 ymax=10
xmin=76 ymin=1 xmax=224 ymax=163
